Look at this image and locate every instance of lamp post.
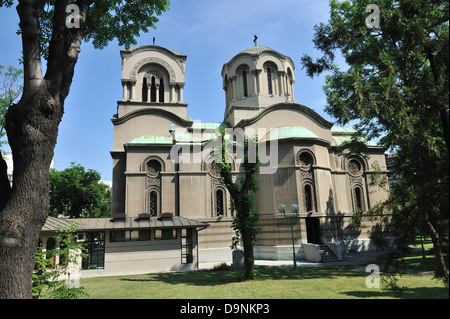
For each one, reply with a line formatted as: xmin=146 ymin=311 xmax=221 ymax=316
xmin=279 ymin=204 xmax=299 ymax=270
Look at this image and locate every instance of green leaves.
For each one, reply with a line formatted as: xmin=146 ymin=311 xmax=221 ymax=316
xmin=49 ymin=162 xmax=111 ymax=218
xmin=84 ymin=0 xmax=170 ymax=50
xmin=0 ymin=64 xmax=23 ymax=149
xmin=216 ymin=128 xmax=261 ymax=279
xmin=33 ymin=224 xmax=89 ymax=299
xmin=14 ymin=0 xmax=170 ymax=59
xmin=303 ymin=0 xmax=449 ymax=283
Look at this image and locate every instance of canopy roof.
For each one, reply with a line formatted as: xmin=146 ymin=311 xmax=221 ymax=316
xmin=41 ymin=216 xmax=209 ymax=233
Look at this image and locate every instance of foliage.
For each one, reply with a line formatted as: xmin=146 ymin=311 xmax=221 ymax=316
xmin=210 ymin=262 xmax=230 ymax=271
xmin=49 ymin=162 xmax=111 ymax=218
xmin=33 ymin=224 xmax=88 ymax=299
xmin=301 ymin=0 xmax=449 ymax=284
xmin=32 ymin=246 xmax=54 ymax=298
xmin=0 ymin=64 xmax=23 ymax=151
xmin=216 ymin=128 xmax=261 ymax=280
xmin=1 ymin=0 xmax=171 ymax=59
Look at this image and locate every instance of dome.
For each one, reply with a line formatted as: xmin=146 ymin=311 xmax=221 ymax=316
xmin=221 ymin=45 xmax=297 ymax=125
xmin=239 ymin=45 xmax=278 ymax=56
xmin=130 ymin=135 xmax=173 ymax=144
xmin=261 ymin=125 xmax=318 ymax=142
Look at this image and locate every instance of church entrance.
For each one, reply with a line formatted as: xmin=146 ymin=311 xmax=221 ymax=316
xmin=306 ymin=217 xmax=321 ymax=244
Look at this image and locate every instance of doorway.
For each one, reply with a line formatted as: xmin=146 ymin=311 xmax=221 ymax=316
xmin=306 ymin=217 xmax=321 ymax=244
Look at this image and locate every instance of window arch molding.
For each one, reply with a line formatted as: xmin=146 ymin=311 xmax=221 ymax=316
xmin=346 ymin=156 xmax=366 ymax=177
xmin=236 ymin=63 xmax=251 ymax=98
xmin=145 ymin=186 xmax=161 ymax=216
xmin=296 ymin=149 xmax=316 ymax=169
xmin=303 ymin=181 xmax=317 ymax=212
xmin=202 ymin=151 xmax=235 ymax=176
xmin=141 ymin=156 xmax=166 ymax=175
xmin=211 ymin=185 xmax=228 ymax=217
xmin=136 ymin=64 xmax=170 ymax=102
xmin=351 ymin=183 xmax=365 ymax=211
xmin=263 ymin=61 xmax=279 ymax=96
xmin=296 ymin=149 xmax=317 ymax=212
xmin=131 ymin=58 xmax=176 ymax=82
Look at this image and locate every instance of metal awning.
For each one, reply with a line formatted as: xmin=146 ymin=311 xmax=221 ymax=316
xmin=41 ymin=216 xmax=209 ymax=233
xmin=41 ymin=216 xmax=82 ymax=232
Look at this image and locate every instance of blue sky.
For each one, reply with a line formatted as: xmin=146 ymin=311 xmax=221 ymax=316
xmin=0 ymin=0 xmax=342 ymax=181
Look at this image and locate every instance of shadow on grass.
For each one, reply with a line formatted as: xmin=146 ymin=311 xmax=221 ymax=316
xmin=341 ymin=286 xmax=449 ymax=299
xmin=120 ymin=265 xmax=365 ymax=287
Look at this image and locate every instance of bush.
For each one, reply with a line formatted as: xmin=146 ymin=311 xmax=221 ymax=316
xmin=211 ymin=263 xmax=230 ymax=271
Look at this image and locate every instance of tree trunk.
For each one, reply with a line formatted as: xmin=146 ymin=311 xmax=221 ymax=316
xmin=0 ymin=82 xmax=62 ymax=299
xmin=241 ymin=227 xmax=255 ymax=280
xmin=0 ymin=0 xmax=87 ymax=298
xmin=425 ymin=213 xmax=449 ymax=283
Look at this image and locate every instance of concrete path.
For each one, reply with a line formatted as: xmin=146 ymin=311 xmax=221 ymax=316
xmin=199 ymin=250 xmax=392 ymax=270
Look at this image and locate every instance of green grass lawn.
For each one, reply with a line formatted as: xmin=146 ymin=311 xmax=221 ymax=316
xmin=39 ymin=248 xmax=448 ymax=299
xmin=75 ymin=263 xmax=447 ymax=299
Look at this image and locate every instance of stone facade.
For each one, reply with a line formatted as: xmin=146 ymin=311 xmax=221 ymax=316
xmin=111 ymin=44 xmax=391 ymax=263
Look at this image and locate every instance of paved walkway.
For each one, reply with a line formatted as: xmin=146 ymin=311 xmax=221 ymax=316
xmin=199 ymin=250 xmax=392 ymax=270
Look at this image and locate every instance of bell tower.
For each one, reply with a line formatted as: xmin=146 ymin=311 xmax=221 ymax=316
xmin=111 ymin=45 xmax=191 ymax=218
xmin=221 ymin=45 xmax=296 ymax=126
xmin=119 ymin=45 xmax=188 ymax=119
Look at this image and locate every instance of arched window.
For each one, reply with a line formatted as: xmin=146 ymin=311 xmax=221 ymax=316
xmin=147 ymin=159 xmax=162 ymax=175
xmin=354 ymin=186 xmax=363 ymax=211
xmin=149 ymin=191 xmax=158 ymax=216
xmin=142 ymin=77 xmax=148 ymax=102
xmin=299 ymin=152 xmax=313 ymax=167
xmin=216 ymin=189 xmax=224 ymax=216
xmin=150 ymin=76 xmax=157 ymax=102
xmin=267 ymin=68 xmax=273 ymax=95
xmin=304 ymin=184 xmax=313 ymax=212
xmin=159 ymin=78 xmax=165 ymax=103
xmin=242 ymin=71 xmax=248 ymax=97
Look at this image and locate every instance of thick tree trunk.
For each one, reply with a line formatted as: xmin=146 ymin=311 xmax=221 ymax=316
xmin=0 ymin=0 xmax=87 ymax=298
xmin=0 ymin=82 xmax=62 ymax=299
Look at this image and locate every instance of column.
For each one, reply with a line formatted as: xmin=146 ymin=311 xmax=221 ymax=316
xmin=122 ymin=81 xmax=128 ymax=100
xmin=236 ymin=72 xmax=241 ymax=99
xmin=255 ymin=70 xmax=261 ymax=95
xmin=179 ymin=84 xmax=184 ymax=103
xmin=170 ymin=85 xmax=175 ymax=103
xmin=231 ymin=76 xmax=237 ymax=101
xmin=284 ymin=76 xmax=290 ymax=101
xmin=290 ymin=80 xmax=295 ymax=102
xmin=147 ymin=83 xmax=151 ymax=102
xmin=252 ymin=70 xmax=258 ymax=96
xmin=273 ymin=72 xmax=278 ymax=96
xmin=278 ymin=72 xmax=285 ymax=97
xmin=131 ymin=81 xmax=136 ymax=101
xmin=155 ymin=84 xmax=160 ymax=103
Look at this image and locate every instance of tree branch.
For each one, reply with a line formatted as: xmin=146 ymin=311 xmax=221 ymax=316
xmin=0 ymin=155 xmax=11 ymax=211
xmin=44 ymin=0 xmax=69 ymax=97
xmin=16 ymin=0 xmax=43 ymax=97
xmin=60 ymin=0 xmax=91 ymax=100
xmin=44 ymin=0 xmax=92 ymax=102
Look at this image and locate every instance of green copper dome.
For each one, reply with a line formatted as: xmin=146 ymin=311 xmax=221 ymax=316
xmin=239 ymin=46 xmax=277 ymax=55
xmin=262 ymin=125 xmax=318 ymax=141
xmin=130 ymin=135 xmax=173 ymax=144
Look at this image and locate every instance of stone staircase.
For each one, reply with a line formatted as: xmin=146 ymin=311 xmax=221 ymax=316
xmin=320 ymin=244 xmax=340 ymax=263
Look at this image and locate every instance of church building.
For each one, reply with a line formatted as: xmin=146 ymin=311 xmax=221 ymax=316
xmin=109 ymin=43 xmax=390 ymax=265
xmin=39 ymin=42 xmax=391 ymax=279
